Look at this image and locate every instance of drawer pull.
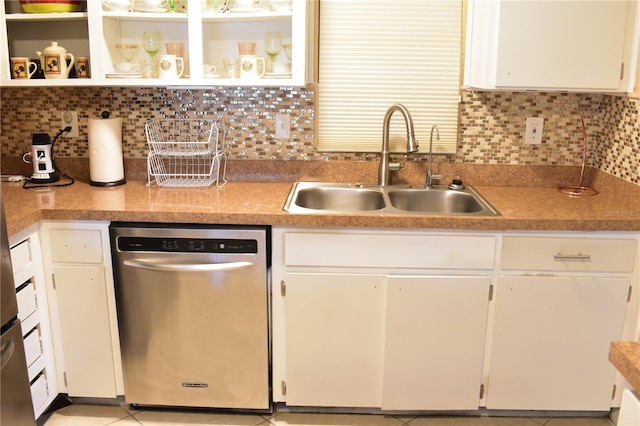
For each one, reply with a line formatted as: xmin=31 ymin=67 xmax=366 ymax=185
xmin=553 ymin=253 xmax=591 ymax=261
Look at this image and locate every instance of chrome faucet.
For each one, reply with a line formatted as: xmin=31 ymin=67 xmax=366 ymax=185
xmin=426 ymin=124 xmax=442 ymax=189
xmin=378 ymin=104 xmax=419 ymax=186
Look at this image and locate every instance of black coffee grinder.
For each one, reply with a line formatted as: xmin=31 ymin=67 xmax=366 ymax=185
xmin=28 ymin=133 xmax=59 ymax=184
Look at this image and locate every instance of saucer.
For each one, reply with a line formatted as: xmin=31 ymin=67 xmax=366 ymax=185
xmin=264 ymin=72 xmax=292 ymax=78
xmin=229 ymin=7 xmax=263 ymax=13
xmin=204 ymin=73 xmax=222 ymax=79
xmin=106 ymin=72 xmax=143 ymax=78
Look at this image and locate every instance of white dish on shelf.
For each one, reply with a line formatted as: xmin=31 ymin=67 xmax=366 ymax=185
xmin=106 ymin=72 xmax=143 ymax=78
xmin=204 ymin=73 xmax=222 ymax=79
xmin=133 ymin=7 xmax=167 ymax=12
xmin=264 ymin=72 xmax=292 ymax=78
xmin=229 ymin=7 xmax=264 ymax=13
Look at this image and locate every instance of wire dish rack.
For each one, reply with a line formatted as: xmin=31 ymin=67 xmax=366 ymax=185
xmin=145 ymin=119 xmax=227 ymax=188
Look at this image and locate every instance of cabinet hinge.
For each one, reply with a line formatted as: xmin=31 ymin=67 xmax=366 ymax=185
xmin=612 ymin=384 xmax=617 ymax=400
xmin=281 ymin=380 xmax=287 ymax=396
xmin=63 ymin=372 xmax=67 ymax=387
xmin=51 ymin=273 xmax=56 ymax=290
xmin=488 ymin=284 xmax=494 ymax=301
xmin=280 ymin=280 xmax=286 ymax=297
xmin=479 ymin=384 xmax=484 ymax=399
xmin=627 ymin=285 xmax=632 ymax=303
xmin=620 ymin=62 xmax=624 ymax=80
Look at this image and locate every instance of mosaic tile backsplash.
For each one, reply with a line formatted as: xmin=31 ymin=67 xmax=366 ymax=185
xmin=1 ymin=86 xmax=638 ymax=184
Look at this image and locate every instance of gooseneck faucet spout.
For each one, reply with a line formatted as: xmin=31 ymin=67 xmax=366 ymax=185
xmin=426 ymin=124 xmax=441 ymax=189
xmin=378 ymin=104 xmax=419 ymax=186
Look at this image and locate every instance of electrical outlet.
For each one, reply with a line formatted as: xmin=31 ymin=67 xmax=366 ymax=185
xmin=524 ymin=117 xmax=544 ymax=145
xmin=275 ymin=113 xmax=290 ymax=139
xmin=61 ymin=111 xmax=79 ymax=138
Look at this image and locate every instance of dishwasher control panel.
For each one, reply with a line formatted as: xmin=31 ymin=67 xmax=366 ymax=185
xmin=117 ymin=237 xmax=258 ymax=254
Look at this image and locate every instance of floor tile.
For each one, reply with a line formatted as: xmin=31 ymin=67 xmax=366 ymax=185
xmin=43 ymin=404 xmax=131 ymax=426
xmin=544 ymin=418 xmax=614 ymax=426
xmin=406 ymin=417 xmax=547 ymax=426
xmin=110 ymin=416 xmax=143 ymax=425
xmin=267 ymin=412 xmax=406 ymax=426
xmin=133 ymin=409 xmax=268 ymax=426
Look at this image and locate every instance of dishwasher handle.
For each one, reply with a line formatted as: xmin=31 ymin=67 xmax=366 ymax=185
xmin=123 ymin=259 xmax=253 ymax=272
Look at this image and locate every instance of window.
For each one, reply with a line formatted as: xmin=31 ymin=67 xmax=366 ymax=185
xmin=316 ymin=0 xmax=463 ymax=154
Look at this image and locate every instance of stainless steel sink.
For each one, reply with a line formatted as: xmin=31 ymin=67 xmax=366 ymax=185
xmin=284 ymin=182 xmax=500 ymax=216
xmin=293 ymin=186 xmax=385 ymax=211
xmin=387 ymin=189 xmax=485 ymax=213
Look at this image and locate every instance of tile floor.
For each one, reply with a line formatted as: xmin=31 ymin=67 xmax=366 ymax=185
xmin=41 ymin=404 xmax=616 ymax=426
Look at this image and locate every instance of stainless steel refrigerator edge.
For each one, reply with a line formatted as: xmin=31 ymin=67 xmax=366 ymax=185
xmin=110 ymin=223 xmax=271 ymax=411
xmin=1 ymin=186 xmax=37 ymax=426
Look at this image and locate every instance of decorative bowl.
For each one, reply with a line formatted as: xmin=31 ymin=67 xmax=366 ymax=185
xmin=20 ymin=0 xmax=84 ymax=13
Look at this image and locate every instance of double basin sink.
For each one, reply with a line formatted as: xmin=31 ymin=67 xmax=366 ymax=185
xmin=284 ymin=182 xmax=500 ymax=216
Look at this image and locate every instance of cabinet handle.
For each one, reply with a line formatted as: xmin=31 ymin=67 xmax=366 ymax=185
xmin=553 ymin=253 xmax=591 ymax=261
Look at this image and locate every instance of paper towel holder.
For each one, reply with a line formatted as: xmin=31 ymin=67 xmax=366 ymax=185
xmin=89 ymin=111 xmax=127 ymax=187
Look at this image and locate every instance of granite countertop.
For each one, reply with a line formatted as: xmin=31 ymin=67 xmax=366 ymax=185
xmin=610 ymin=342 xmax=640 ymax=392
xmin=3 ymin=175 xmax=640 ymax=236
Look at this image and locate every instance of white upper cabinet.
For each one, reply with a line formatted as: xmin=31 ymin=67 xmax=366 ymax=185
xmin=0 ymin=0 xmax=313 ymax=87
xmin=464 ymin=0 xmax=640 ymax=92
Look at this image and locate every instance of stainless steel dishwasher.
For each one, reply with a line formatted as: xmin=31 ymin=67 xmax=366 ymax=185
xmin=109 ymin=223 xmax=270 ymax=411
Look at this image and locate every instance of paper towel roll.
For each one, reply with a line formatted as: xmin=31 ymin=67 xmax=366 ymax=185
xmin=88 ymin=116 xmax=126 ymax=186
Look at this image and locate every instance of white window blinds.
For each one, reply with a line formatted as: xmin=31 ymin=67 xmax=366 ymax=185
xmin=316 ymin=0 xmax=463 ymax=154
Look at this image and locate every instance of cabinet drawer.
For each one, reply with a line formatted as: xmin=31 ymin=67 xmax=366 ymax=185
xmin=30 ymin=373 xmax=49 ymax=414
xmin=10 ymin=239 xmax=32 ymax=277
xmin=49 ymin=229 xmax=103 ymax=264
xmin=16 ymin=282 xmax=37 ymax=321
xmin=501 ymin=236 xmax=637 ymax=273
xmin=285 ymin=232 xmax=496 ymax=269
xmin=23 ymin=327 xmax=42 ymax=368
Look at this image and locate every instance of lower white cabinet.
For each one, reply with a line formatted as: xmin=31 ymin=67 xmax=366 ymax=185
xmin=284 ymin=273 xmax=386 ymax=408
xmin=486 ymin=276 xmax=630 ymax=411
xmin=383 ymin=275 xmax=491 ymax=411
xmin=39 ymin=221 xmax=124 ymax=399
xmin=273 ymin=227 xmax=497 ymax=411
xmin=273 ymin=227 xmax=640 ymax=413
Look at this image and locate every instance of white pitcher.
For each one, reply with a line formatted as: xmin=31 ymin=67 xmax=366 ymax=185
xmin=157 ymin=54 xmax=184 ymax=79
xmin=239 ymin=55 xmax=265 ymax=79
xmin=36 ymin=42 xmax=74 ymax=80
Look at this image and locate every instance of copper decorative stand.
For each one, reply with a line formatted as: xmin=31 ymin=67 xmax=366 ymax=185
xmin=558 ymin=116 xmax=598 ymax=196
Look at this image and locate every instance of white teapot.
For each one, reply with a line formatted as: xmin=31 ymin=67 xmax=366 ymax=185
xmin=36 ymin=42 xmax=74 ymax=79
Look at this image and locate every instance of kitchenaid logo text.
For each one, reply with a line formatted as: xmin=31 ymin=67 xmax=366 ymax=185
xmin=182 ymin=383 xmax=208 ymax=388
xmin=604 ymin=210 xmax=640 ymax=217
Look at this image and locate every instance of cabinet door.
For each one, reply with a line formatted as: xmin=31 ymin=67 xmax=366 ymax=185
xmin=382 ymin=275 xmax=491 ymax=410
xmin=284 ymin=272 xmax=386 ymax=408
xmin=53 ymin=265 xmax=118 ymax=398
xmin=496 ymin=1 xmax=628 ymax=90
xmin=487 ymin=276 xmax=630 ymax=410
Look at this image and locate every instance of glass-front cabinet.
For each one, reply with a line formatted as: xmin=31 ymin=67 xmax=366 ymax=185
xmin=0 ymin=0 xmax=313 ymax=86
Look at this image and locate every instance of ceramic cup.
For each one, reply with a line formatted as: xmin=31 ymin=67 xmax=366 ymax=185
xmin=239 ymin=55 xmax=265 ymax=79
xmin=203 ymin=64 xmax=217 ymax=77
xmin=114 ymin=62 xmax=140 ymax=73
xmin=157 ymin=54 xmax=184 ymax=79
xmin=76 ymin=57 xmax=90 ymax=78
xmin=10 ymin=57 xmax=37 ymax=79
